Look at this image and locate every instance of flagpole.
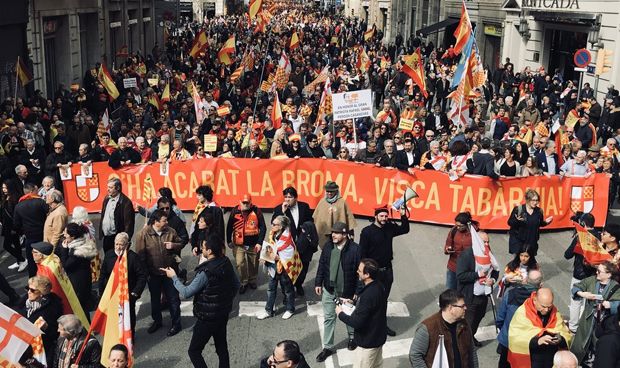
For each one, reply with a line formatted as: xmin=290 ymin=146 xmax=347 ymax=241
xmin=251 ymin=34 xmax=271 ymax=130
xmin=14 ymin=56 xmax=20 ymax=109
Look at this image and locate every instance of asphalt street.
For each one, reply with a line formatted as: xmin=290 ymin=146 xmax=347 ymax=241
xmin=0 ymin=210 xmax=579 ymax=367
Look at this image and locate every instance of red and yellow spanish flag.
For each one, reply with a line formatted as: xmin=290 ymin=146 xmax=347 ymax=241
xmin=38 ymin=255 xmax=90 ymax=329
xmin=16 ymin=56 xmax=33 ymax=87
xmin=271 ymin=92 xmax=283 ymax=129
xmin=217 ymin=105 xmax=231 ymax=117
xmin=401 ymin=48 xmax=428 ymax=98
xmin=249 ymin=0 xmax=263 ymax=20
xmin=290 ymin=32 xmax=300 ymax=50
xmin=161 ymin=82 xmax=170 ymax=102
xmin=507 ymin=293 xmax=572 ymax=368
xmin=218 ymin=35 xmax=236 ymax=65
xmin=90 ymin=251 xmax=133 ymax=367
xmin=136 ymin=62 xmax=147 ymax=78
xmin=364 ymin=25 xmax=375 ymax=42
xmin=574 ymin=223 xmax=611 ymax=265
xmin=356 ymin=48 xmax=371 ymax=73
xmin=149 ymin=94 xmax=162 ymax=111
xmin=189 ymin=30 xmax=209 ymax=58
xmin=453 ymin=0 xmax=472 ymax=55
xmin=97 ymin=63 xmax=120 ymax=101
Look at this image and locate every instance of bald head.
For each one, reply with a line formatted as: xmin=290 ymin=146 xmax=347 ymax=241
xmin=553 ymin=350 xmax=578 ymax=368
xmin=534 ymin=288 xmax=554 ymax=315
xmin=526 ymin=270 xmax=543 ymax=288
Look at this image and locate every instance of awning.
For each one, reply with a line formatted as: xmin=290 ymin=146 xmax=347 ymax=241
xmin=417 ymin=17 xmax=460 ymax=36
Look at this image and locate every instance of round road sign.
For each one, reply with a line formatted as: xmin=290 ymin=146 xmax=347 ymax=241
xmin=574 ymin=49 xmax=592 ymax=68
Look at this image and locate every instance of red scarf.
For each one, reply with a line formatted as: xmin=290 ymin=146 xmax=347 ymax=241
xmin=19 ymin=193 xmax=41 ymax=203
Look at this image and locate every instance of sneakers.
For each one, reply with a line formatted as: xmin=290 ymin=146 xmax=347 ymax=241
xmin=316 ymin=348 xmax=334 ymax=362
xmin=17 ymin=261 xmax=28 ymax=273
xmin=256 ymin=310 xmax=272 ymax=320
xmin=8 ymin=262 xmax=18 ymax=270
xmin=281 ymin=311 xmax=294 ymax=320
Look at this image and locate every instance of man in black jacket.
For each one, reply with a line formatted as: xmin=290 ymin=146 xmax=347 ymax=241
xmin=13 ymin=182 xmax=48 ymax=276
xmin=337 ymin=258 xmax=387 ymax=367
xmin=99 ymin=178 xmax=136 ymax=252
xmin=456 ymin=231 xmax=499 ymax=346
xmin=99 ymin=232 xmax=148 ymax=338
xmin=272 ymin=187 xmax=315 ymax=295
xmin=359 ymin=205 xmax=409 ymax=336
xmin=467 ymin=138 xmax=499 ymax=179
xmin=395 ymin=139 xmax=417 ymax=172
xmin=314 ymin=222 xmax=361 ymax=362
xmin=108 ymin=137 xmax=141 ymax=169
xmin=594 ymin=310 xmax=620 ymax=368
xmin=163 ymin=234 xmax=239 ymax=368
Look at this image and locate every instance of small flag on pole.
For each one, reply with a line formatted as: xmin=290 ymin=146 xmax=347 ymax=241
xmin=16 ymin=56 xmax=33 ymax=87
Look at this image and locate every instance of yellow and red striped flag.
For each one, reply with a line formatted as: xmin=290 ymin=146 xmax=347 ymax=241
xmin=97 ymin=63 xmax=120 ymax=101
xmin=217 ymin=105 xmax=231 ymax=117
xmin=574 ymin=223 xmax=612 ymax=265
xmin=149 ymin=94 xmax=162 ymax=111
xmin=275 ymin=66 xmax=288 ymax=90
xmin=508 ymin=293 xmax=572 ymax=368
xmin=16 ymin=56 xmax=33 ymax=87
xmin=230 ymin=66 xmax=243 ymax=83
xmin=161 ymin=82 xmax=170 ymax=102
xmin=189 ymin=30 xmax=209 ymax=58
xmin=136 ymin=62 xmax=147 ymax=78
xmin=90 ymin=251 xmax=133 ymax=367
xmin=249 ymin=0 xmax=263 ymax=20
xmin=290 ymin=32 xmax=300 ymax=50
xmin=364 ymin=25 xmax=375 ymax=42
xmin=401 ymin=48 xmax=428 ymax=98
xmin=271 ymin=92 xmax=283 ymax=129
xmin=356 ymin=48 xmax=371 ymax=73
xmin=38 ymin=254 xmax=90 ymax=329
xmin=261 ymin=73 xmax=275 ymax=92
xmin=218 ymin=35 xmax=236 ymax=65
xmin=453 ymin=0 xmax=472 ymax=55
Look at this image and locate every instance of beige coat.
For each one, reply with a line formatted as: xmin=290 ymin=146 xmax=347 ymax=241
xmin=312 ymin=197 xmax=357 ymax=248
xmin=44 ymin=204 xmax=68 ymax=246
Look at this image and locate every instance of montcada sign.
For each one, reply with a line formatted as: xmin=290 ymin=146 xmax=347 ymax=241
xmin=522 ymin=0 xmax=579 ymax=9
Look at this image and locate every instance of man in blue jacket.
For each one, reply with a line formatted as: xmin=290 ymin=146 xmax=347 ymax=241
xmin=496 ymin=270 xmax=543 ymax=368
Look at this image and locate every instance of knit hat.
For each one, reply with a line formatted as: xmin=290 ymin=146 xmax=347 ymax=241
xmin=31 ymin=241 xmax=53 ymax=256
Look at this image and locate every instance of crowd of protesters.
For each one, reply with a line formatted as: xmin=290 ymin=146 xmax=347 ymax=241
xmin=1 ymin=0 xmax=620 ymax=367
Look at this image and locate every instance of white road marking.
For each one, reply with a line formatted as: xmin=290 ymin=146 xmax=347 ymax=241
xmin=474 ymin=325 xmax=498 ymax=342
xmin=306 ymin=301 xmax=410 ymax=317
xmin=336 ymin=338 xmax=413 ymax=366
xmin=315 ymin=315 xmax=335 ymax=368
xmin=238 ymin=301 xmax=267 ymax=316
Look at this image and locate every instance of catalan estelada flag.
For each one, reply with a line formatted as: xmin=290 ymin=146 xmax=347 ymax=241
xmin=574 ymin=223 xmax=611 ymax=265
xmin=507 ymin=292 xmax=571 ymax=368
xmin=89 ymin=251 xmax=133 ymax=367
xmin=189 ymin=30 xmax=208 ymax=58
xmin=401 ymin=48 xmax=427 ymax=98
xmin=38 ymin=254 xmax=90 ymax=329
xmin=97 ymin=63 xmax=120 ymax=101
xmin=16 ymin=56 xmax=33 ymax=87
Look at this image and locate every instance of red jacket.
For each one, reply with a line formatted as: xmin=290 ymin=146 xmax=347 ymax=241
xmin=444 ymin=228 xmax=473 ymax=272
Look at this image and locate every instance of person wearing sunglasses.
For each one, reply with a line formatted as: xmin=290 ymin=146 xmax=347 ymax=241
xmin=260 ymin=340 xmax=309 ymax=368
xmin=16 ymin=275 xmax=63 ymax=368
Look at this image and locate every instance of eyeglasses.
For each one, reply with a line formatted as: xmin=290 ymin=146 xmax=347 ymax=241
xmin=269 ymin=353 xmax=287 ymax=367
xmin=25 ymin=286 xmax=39 ymax=293
xmin=340 ymin=150 xmax=347 ymax=153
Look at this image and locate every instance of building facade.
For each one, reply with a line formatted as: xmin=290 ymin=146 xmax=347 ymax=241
xmin=0 ymin=0 xmax=29 ymax=102
xmin=27 ymin=0 xmax=155 ymax=99
xmin=502 ymin=0 xmax=620 ymax=97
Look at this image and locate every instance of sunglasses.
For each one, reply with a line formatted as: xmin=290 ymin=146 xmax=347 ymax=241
xmin=25 ymin=286 xmax=39 ymax=293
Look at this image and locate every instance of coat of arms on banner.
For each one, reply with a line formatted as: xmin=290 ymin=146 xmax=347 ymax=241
xmin=76 ymin=174 xmax=100 ymax=202
xmin=571 ymin=185 xmax=594 ymax=213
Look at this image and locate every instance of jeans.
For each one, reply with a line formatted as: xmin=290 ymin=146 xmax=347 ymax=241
xmin=266 ymin=270 xmax=295 ymax=314
xmin=188 ymin=318 xmax=230 ymax=368
xmin=446 ymin=270 xmax=457 ymax=290
xmin=321 ymin=287 xmax=353 ymax=350
xmin=3 ymin=233 xmax=24 ymax=263
xmin=148 ymin=274 xmax=181 ymax=328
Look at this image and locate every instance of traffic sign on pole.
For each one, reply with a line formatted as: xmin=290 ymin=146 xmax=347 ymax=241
xmin=574 ymin=49 xmax=592 ymax=68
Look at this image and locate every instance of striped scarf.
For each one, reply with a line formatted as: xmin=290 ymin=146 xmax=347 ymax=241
xmin=192 ymin=202 xmax=207 ymax=223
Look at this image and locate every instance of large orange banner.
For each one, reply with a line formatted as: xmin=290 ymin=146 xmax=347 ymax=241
xmin=62 ymin=158 xmax=609 ymax=230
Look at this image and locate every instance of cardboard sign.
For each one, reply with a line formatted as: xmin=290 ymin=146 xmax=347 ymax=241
xmin=398 ymin=118 xmax=414 ymax=131
xmin=203 ymin=134 xmax=218 ymax=152
xmin=147 ymin=78 xmax=159 ymax=87
xmin=123 ymin=78 xmax=137 ymax=88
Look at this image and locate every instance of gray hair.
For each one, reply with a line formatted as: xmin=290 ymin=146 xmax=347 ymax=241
xmin=429 ymin=140 xmax=440 ymax=149
xmin=57 ymin=314 xmax=83 ymax=339
xmin=135 ymin=136 xmax=145 ymax=144
xmin=71 ymin=206 xmax=89 ymax=224
xmin=108 ymin=177 xmax=121 ymax=191
xmin=114 ymin=232 xmax=130 ymax=245
xmin=383 ymin=139 xmax=394 ymax=148
xmin=15 ymin=164 xmax=27 ymax=174
xmin=42 ymin=176 xmax=55 ymax=185
xmin=47 ymin=190 xmax=64 ymax=204
xmin=576 ymin=150 xmax=587 ymax=158
xmin=79 ymin=143 xmax=89 ymax=151
xmin=274 ymin=215 xmax=290 ymax=230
